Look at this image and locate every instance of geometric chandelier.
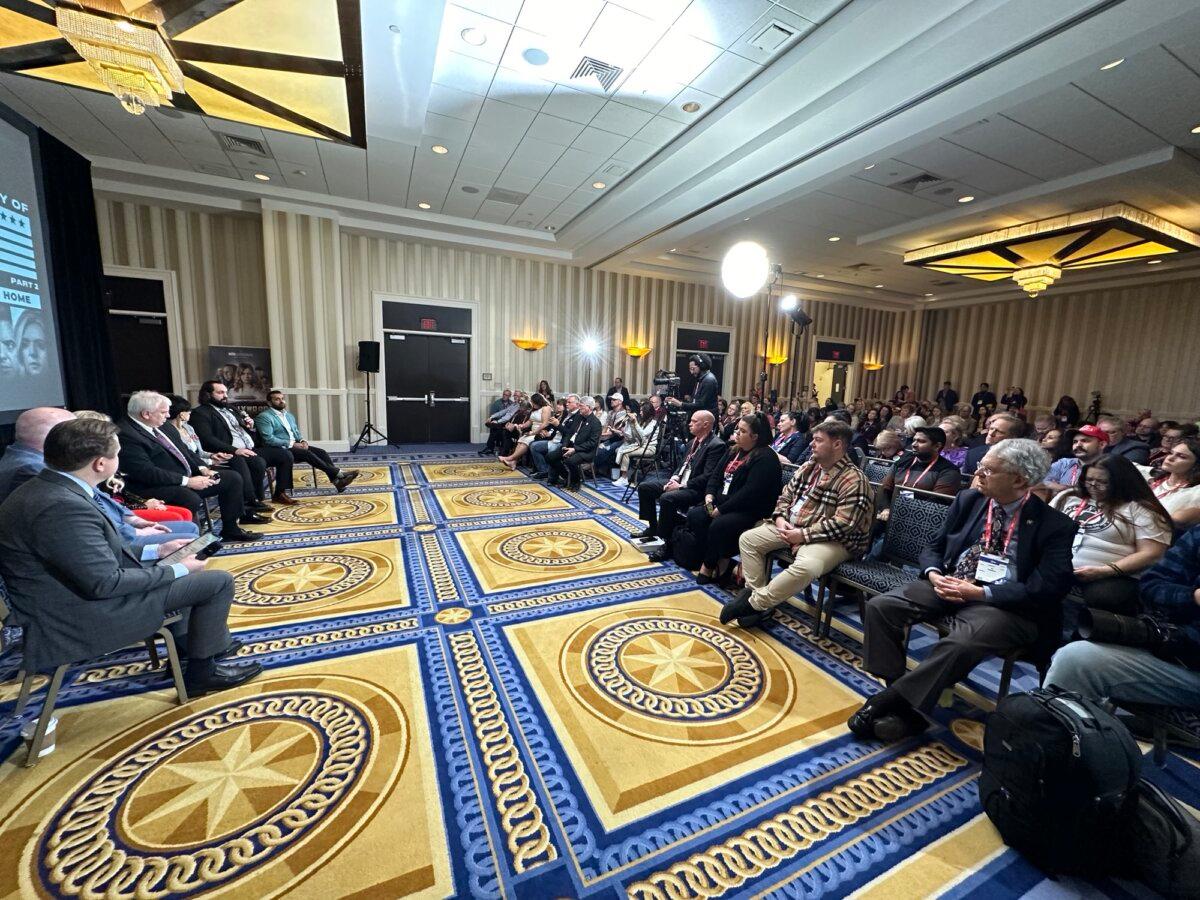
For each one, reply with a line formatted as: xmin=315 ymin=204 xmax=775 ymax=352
xmin=904 ymin=203 xmax=1200 ymax=298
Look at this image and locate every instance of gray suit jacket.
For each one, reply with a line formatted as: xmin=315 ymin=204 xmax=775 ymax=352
xmin=0 ymin=469 xmax=175 ymax=671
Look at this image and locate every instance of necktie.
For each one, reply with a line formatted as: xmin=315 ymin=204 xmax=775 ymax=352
xmin=952 ymin=503 xmax=1008 ymax=580
xmin=153 ymin=428 xmax=190 ymax=472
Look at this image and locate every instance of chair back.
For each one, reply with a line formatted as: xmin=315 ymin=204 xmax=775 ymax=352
xmin=0 ymin=574 xmax=9 ymax=624
xmin=862 ymin=456 xmax=895 ymax=486
xmin=880 ymin=487 xmax=953 ymax=566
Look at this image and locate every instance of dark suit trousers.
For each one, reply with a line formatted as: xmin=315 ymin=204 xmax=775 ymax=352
xmin=150 ymin=470 xmax=245 ymax=529
xmin=160 ymin=569 xmax=234 ymax=660
xmin=290 ymin=445 xmax=339 ymax=480
xmin=863 ymin=579 xmax=1038 ymax=711
xmin=551 ymin=448 xmax=595 ymax=484
xmin=255 ymin=447 xmax=294 ymax=494
xmin=637 ymin=476 xmax=699 ymax=548
xmin=685 ymin=506 xmax=758 ymax=568
xmin=221 ymin=453 xmax=267 ymax=502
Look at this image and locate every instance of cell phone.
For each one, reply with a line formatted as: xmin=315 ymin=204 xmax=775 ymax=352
xmin=156 ymin=533 xmax=222 ymax=567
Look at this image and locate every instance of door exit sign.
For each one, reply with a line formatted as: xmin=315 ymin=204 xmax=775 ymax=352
xmin=419 ymin=317 xmax=437 ymax=331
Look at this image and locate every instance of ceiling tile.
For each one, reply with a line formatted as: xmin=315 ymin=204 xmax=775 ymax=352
xmin=173 ymin=143 xmax=231 ymax=165
xmin=526 ymin=112 xmax=586 ymax=143
xmin=477 ymin=198 xmax=519 ymax=223
xmin=513 ymin=135 xmax=569 ymax=164
xmin=571 ymin=126 xmax=626 ymax=156
xmin=589 ymin=100 xmax=655 ymax=136
xmin=456 ymin=163 xmax=501 ymax=184
xmin=367 ymin=138 xmax=414 ymax=205
xmin=676 ymin=0 xmax=773 ymax=48
xmin=461 ymin=142 xmax=515 ymax=170
xmin=317 ymin=142 xmax=369 ymax=200
xmin=452 ymin=0 xmax=524 ymax=25
xmin=692 ymin=50 xmax=761 ymax=98
xmin=443 ymin=186 xmax=488 ymax=216
xmin=540 ymin=84 xmax=606 ymax=124
xmin=282 ymin=167 xmax=329 ymax=193
xmin=947 ymin=116 xmax=1096 ymax=181
xmin=772 ymin=0 xmax=842 ymax=20
xmin=580 ymin=3 xmax=667 ymax=70
xmin=504 ymin=155 xmax=555 ymax=178
xmin=637 ymin=30 xmax=722 ymax=84
xmin=440 ymin=4 xmax=513 ymax=66
xmin=427 ymin=83 xmax=486 ymax=122
xmin=1002 ymin=84 xmax=1161 ymax=166
xmin=432 ymin=49 xmax=498 ymax=96
xmin=495 ymin=173 xmax=540 ymax=193
xmin=658 ymin=85 xmax=719 ymax=122
xmin=424 ymin=111 xmax=476 ymax=143
xmin=553 ymin=146 xmax=607 ymax=174
xmin=530 ymin=180 xmax=573 ymax=200
xmin=605 ymin=0 xmax=692 ymax=22
xmin=633 ymin=115 xmax=687 ymax=144
xmin=611 ymin=68 xmax=683 ymax=114
xmin=263 ymin=131 xmax=321 ymax=166
xmin=475 ymin=97 xmax=538 ymax=137
xmin=488 ymin=65 xmax=555 ymax=112
xmin=893 ymin=140 xmax=1039 ymax=195
xmin=729 ymin=5 xmax=813 ymax=63
xmin=612 ymin=138 xmax=657 ymax=165
xmin=1073 ymin=46 xmax=1200 ymax=148
xmin=517 ymin=0 xmax=604 ymax=46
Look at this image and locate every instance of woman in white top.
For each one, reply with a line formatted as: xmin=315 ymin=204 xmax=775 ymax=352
xmin=1050 ymin=454 xmax=1172 ymax=614
xmin=613 ymin=397 xmax=662 ymax=486
xmin=1143 ymin=437 xmax=1200 ymax=528
xmin=499 ymin=392 xmax=550 ymax=470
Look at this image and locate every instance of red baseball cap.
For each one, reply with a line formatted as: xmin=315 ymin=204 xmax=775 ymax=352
xmin=1072 ymin=424 xmax=1109 ymax=444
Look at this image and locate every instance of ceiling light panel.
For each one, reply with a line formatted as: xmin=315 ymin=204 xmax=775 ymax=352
xmin=637 ymin=30 xmax=722 ymax=84
xmin=581 ymin=3 xmax=666 ymax=71
xmin=516 ymin=0 xmax=603 ymax=47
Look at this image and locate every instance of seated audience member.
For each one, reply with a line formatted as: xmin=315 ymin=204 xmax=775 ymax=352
xmin=1032 ymin=413 xmax=1055 ymax=443
xmin=1050 ymin=455 xmax=1171 ymax=615
xmin=1098 ymin=415 xmax=1150 ymax=465
xmin=500 ymin=392 xmax=551 ymax=470
xmin=530 ymin=394 xmax=581 ymax=479
xmin=770 ymin=411 xmax=808 ymax=465
xmin=893 ymin=385 xmax=916 ymax=404
xmin=614 ymin=399 xmax=661 ymax=487
xmin=1039 ymin=427 xmax=1071 ymax=462
xmin=486 ymin=388 xmax=513 ymax=418
xmin=1145 ymin=437 xmax=1200 ymax=528
xmin=191 ymin=380 xmax=295 ymax=506
xmin=857 ymin=407 xmax=883 ymax=445
xmin=849 ymin=439 xmax=1075 ymax=741
xmin=1001 ymin=386 xmax=1028 ymax=415
xmin=936 ymin=381 xmax=959 ymax=414
xmin=1149 ymin=422 xmax=1197 ymax=468
xmin=480 ymin=392 xmax=522 ymax=455
xmin=0 ymin=406 xmax=76 ymax=503
xmin=902 ymin=414 xmax=928 ymax=442
xmin=1135 ymin=416 xmax=1161 ymax=450
xmin=637 ymin=411 xmax=724 ymax=559
xmin=1042 ymin=424 xmax=1108 ymax=492
xmin=722 ymin=400 xmax=755 ymax=442
xmin=963 ymin=413 xmax=1024 ymax=475
xmin=687 ymin=413 xmax=782 ymax=585
xmin=1045 ymin=525 xmax=1200 ymax=710
xmin=970 ymin=382 xmax=997 ymax=420
xmin=168 ymin=395 xmax=230 ymax=471
xmin=548 ymin=395 xmax=601 ymax=490
xmin=500 ymin=400 xmax=532 ymax=457
xmin=595 ymin=393 xmax=630 ymax=479
xmin=939 ymin=416 xmax=970 ymax=468
xmin=720 ymin=421 xmax=873 ymax=627
xmin=0 ymin=417 xmax=261 ymax=694
xmin=535 ymin=380 xmax=555 ymax=404
xmin=256 ymin=390 xmax=359 ymax=491
xmin=1053 ymin=395 xmax=1082 ymax=428
xmin=118 ymin=391 xmax=261 ymax=541
xmin=878 ymin=427 xmax=962 ymax=512
xmin=871 ymin=429 xmax=904 ymax=461
xmin=607 ymin=377 xmax=631 ymax=408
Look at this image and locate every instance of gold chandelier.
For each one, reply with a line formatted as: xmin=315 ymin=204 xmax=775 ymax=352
xmin=55 ymin=2 xmax=184 ymax=115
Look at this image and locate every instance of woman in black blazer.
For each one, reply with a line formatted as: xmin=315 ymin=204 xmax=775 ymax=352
xmin=687 ymin=413 xmax=782 ymax=585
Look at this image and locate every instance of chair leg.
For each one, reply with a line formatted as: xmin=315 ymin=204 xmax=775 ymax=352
xmin=158 ymin=626 xmax=190 ymax=705
xmin=1153 ymin=720 xmax=1168 ymax=767
xmin=145 ymin=637 xmax=162 ymax=670
xmin=24 ymin=664 xmax=68 ymax=767
xmin=997 ymin=656 xmax=1015 ymax=699
xmin=13 ymin=669 xmax=33 ymax=716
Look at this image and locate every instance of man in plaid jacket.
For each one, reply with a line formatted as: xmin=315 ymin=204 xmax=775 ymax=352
xmin=722 ymin=420 xmax=874 ymax=627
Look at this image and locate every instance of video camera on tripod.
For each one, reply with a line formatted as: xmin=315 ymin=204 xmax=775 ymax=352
xmin=653 ymin=369 xmax=682 ymax=399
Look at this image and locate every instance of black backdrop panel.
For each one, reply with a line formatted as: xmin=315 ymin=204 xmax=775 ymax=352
xmin=815 ymin=340 xmax=857 ymax=363
xmin=676 ymin=327 xmax=730 ymax=355
xmin=382 ymin=302 xmax=471 ymax=334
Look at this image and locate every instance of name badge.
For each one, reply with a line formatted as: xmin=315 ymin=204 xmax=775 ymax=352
xmin=974 ymin=553 xmax=1008 ymax=584
xmin=722 ymin=473 xmax=734 ymax=495
xmin=678 ymin=465 xmax=691 ymax=483
xmin=899 ymin=489 xmax=914 ymax=500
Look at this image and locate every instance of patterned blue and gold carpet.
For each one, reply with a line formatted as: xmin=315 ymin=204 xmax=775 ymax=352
xmin=1 ymin=447 xmax=1194 ymax=898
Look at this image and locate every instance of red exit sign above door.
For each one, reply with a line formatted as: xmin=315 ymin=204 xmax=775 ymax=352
xmin=419 ymin=317 xmax=437 ymax=331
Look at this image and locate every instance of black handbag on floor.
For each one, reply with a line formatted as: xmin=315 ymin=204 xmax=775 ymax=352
xmin=979 ymin=686 xmax=1141 ymax=876
xmin=1127 ymin=778 xmax=1200 ymax=898
xmin=671 ymin=524 xmax=704 ymax=571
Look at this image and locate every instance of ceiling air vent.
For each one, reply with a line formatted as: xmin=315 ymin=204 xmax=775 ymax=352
xmin=571 ymin=56 xmax=622 ymax=92
xmin=486 ymin=187 xmax=528 ymax=205
xmin=893 ymin=172 xmax=944 ymax=194
xmin=844 ymin=263 xmax=883 ymax=273
xmin=216 ymin=133 xmax=271 ymax=157
xmin=749 ymin=21 xmax=797 ymax=53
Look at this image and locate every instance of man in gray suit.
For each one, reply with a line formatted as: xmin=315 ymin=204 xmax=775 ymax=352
xmin=0 ymin=417 xmax=261 ymax=695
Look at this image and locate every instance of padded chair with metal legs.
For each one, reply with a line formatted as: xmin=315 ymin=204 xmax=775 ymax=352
xmin=11 ymin=612 xmax=190 ymax=767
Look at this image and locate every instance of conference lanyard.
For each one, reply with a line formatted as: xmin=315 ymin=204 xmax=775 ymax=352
xmin=1068 ymin=498 xmax=1107 ymax=528
xmin=899 ymin=455 xmax=938 ymax=488
xmin=1152 ymin=476 xmax=1185 ymax=499
xmin=983 ymin=495 xmax=1028 ymax=555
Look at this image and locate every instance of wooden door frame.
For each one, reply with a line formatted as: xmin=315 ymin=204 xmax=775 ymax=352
xmin=102 ymin=264 xmax=185 ymax=395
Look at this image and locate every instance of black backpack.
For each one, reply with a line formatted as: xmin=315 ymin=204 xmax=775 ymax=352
xmin=979 ymin=687 xmax=1141 ymax=876
xmin=671 ymin=524 xmax=704 ymax=571
xmin=1127 ymin=778 xmax=1200 ymax=899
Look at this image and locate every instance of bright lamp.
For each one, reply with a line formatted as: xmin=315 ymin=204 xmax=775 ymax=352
xmin=779 ymin=293 xmax=798 ymax=311
xmin=721 ymin=241 xmax=770 ymax=298
xmin=580 ymin=336 xmax=600 ymax=356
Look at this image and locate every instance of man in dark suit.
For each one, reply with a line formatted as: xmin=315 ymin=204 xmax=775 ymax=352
xmin=849 ymin=438 xmax=1076 ymax=741
xmin=530 ymin=394 xmax=581 ymax=479
xmin=962 ymin=412 xmax=1024 ymax=475
xmin=0 ymin=417 xmax=261 ymax=694
xmin=118 ymin=391 xmax=262 ymax=542
xmin=190 ymin=380 xmax=295 ymax=507
xmin=549 ymin=395 xmax=601 ymax=489
xmin=635 ymin=410 xmax=724 ymax=561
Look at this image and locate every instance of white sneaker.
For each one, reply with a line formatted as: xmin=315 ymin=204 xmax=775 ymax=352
xmin=613 ymin=477 xmax=628 ymax=487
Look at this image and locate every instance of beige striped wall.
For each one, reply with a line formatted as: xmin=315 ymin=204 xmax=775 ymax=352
xmin=915 ymin=278 xmax=1200 ymax=420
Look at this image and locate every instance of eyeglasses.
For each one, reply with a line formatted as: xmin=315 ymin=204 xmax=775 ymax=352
xmin=1082 ymin=478 xmax=1109 ymax=488
xmin=975 ymin=466 xmax=1009 ymax=477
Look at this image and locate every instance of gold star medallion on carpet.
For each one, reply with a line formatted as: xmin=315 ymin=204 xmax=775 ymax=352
xmin=431 ymin=483 xmax=573 ymax=519
xmin=255 ymin=491 xmax=398 ymax=532
xmin=294 ymin=464 xmax=393 ymax=490
xmin=419 ymin=461 xmax=525 ymax=483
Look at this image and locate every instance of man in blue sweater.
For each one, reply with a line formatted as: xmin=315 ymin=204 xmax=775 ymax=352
xmin=1045 ymin=525 xmax=1200 ymax=709
xmin=254 ymin=391 xmax=358 ymax=492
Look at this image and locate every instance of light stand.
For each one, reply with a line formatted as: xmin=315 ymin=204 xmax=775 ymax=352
xmin=352 ymin=369 xmax=393 ymax=451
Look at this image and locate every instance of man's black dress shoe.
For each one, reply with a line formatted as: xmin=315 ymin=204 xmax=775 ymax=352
xmin=719 ymin=590 xmax=756 ymax=624
xmin=215 ymin=638 xmax=244 ymax=660
xmin=633 ymin=528 xmax=655 ymax=540
xmin=334 ymin=471 xmax=361 ymax=493
xmin=872 ymin=707 xmax=930 ymax=742
xmin=477 ymin=448 xmax=492 ymax=456
xmin=647 ymin=548 xmax=669 ymax=562
xmin=184 ymin=661 xmax=263 ymax=697
xmin=530 ymin=472 xmax=548 ymax=480
xmin=222 ymin=528 xmax=262 ymax=542
xmin=239 ymin=514 xmax=270 ymax=525
xmin=249 ymin=501 xmax=272 ymax=512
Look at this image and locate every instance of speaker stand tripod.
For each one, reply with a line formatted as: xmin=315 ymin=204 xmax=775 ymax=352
xmin=352 ymin=370 xmax=393 ymax=451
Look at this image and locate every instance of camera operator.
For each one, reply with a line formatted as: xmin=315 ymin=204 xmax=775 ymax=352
xmin=1045 ymin=524 xmax=1200 ymax=710
xmin=666 ymin=354 xmax=719 ymax=419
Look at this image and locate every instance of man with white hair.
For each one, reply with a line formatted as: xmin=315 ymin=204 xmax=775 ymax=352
xmin=0 ymin=406 xmax=75 ymax=503
xmin=117 ymin=391 xmax=261 ymax=542
xmin=530 ymin=394 xmax=581 ymax=479
xmin=849 ymin=438 xmax=1077 ymax=742
xmin=548 ymin=394 xmax=602 ymax=489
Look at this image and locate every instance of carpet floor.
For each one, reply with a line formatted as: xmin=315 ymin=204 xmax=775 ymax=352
xmin=1 ymin=445 xmax=1194 ymax=898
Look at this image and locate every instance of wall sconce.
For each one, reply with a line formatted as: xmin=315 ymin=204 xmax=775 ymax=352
xmin=511 ymin=338 xmax=547 ymax=352
xmin=766 ymin=354 xmax=788 ymax=365
xmin=863 ymin=362 xmax=885 ymax=371
xmin=625 ymin=345 xmax=653 ymax=358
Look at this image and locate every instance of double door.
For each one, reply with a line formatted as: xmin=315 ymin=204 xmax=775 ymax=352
xmin=384 ymin=332 xmax=470 ymax=442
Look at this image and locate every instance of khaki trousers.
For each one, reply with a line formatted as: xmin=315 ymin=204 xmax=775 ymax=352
xmin=738 ymin=523 xmax=850 ymax=612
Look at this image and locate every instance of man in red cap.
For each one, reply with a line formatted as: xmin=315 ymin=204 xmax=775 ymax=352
xmin=1041 ymin=424 xmax=1108 ymax=494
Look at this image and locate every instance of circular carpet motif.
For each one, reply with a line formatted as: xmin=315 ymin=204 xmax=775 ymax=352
xmin=458 ymin=487 xmax=546 ymax=508
xmin=273 ymin=497 xmax=379 ymax=525
xmin=234 ymin=553 xmax=385 ymax=607
xmin=429 ymin=464 xmax=505 ymax=480
xmin=17 ymin=676 xmax=408 ymax=898
xmin=561 ymin=608 xmax=795 ymax=745
xmin=496 ymin=529 xmax=607 ymax=567
xmin=950 ymin=718 xmax=986 ymax=752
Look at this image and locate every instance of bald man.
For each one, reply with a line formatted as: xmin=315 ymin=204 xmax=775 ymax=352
xmin=0 ymin=406 xmax=75 ymax=504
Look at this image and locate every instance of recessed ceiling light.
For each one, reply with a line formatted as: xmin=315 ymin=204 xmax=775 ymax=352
xmin=1100 ymin=58 xmax=1124 ymax=70
xmin=592 ymin=181 xmax=606 ymax=189
xmin=681 ymin=101 xmax=701 ymax=113
xmin=1192 ymin=124 xmax=1200 ymax=134
xmin=958 ymin=195 xmax=975 ymax=203
xmin=874 ymin=284 xmax=883 ymax=288
xmin=1148 ymin=259 xmax=1163 ymax=264
xmin=293 ymin=169 xmax=307 ymax=176
xmin=462 ymin=186 xmax=479 ymax=194
xmin=523 ymin=47 xmax=550 ymax=66
xmin=827 ymin=236 xmax=840 ymax=242
xmin=924 ymin=292 xmax=934 ymax=297
xmin=669 ymin=248 xmax=676 ymax=252
xmin=418 ymin=202 xmax=431 ymax=209
xmin=863 ymin=163 xmax=875 ymax=170
xmin=388 ymin=24 xmax=401 ymax=33
xmin=460 ymin=27 xmax=486 ymax=46
xmin=431 ymin=144 xmax=449 ymax=154
xmin=815 ymin=274 xmax=825 ymax=278
xmin=743 ymin=217 xmax=750 ymax=221
xmin=253 ymin=173 xmax=270 ymax=181
xmin=545 ymin=224 xmax=557 ymax=231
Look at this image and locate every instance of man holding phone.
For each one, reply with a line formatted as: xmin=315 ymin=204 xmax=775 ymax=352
xmin=0 ymin=418 xmax=261 ymax=696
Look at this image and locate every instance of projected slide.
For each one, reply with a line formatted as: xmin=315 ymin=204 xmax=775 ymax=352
xmin=0 ymin=113 xmax=63 ymax=417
